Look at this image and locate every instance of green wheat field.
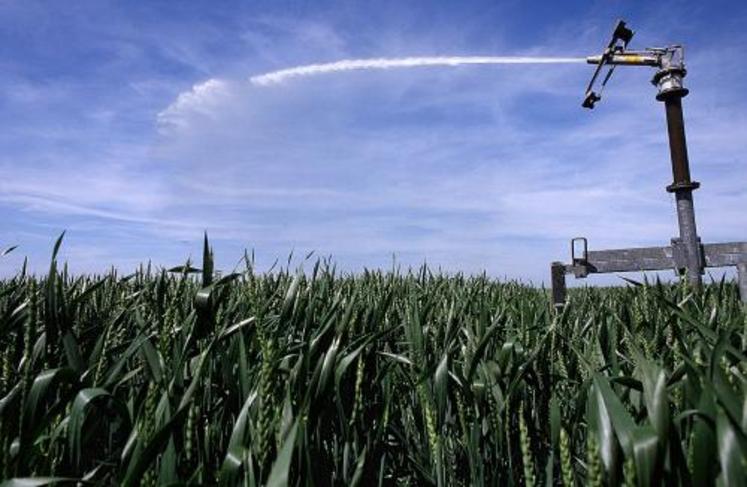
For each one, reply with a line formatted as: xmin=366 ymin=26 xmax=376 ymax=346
xmin=1 ymin=235 xmax=745 ymax=486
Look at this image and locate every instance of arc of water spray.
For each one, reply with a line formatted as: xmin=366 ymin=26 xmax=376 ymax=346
xmin=250 ymin=56 xmax=585 ymax=85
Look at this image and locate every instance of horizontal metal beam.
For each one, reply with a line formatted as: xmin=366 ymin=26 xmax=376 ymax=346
xmin=703 ymin=242 xmax=747 ymax=267
xmin=551 ymin=241 xmax=747 ymax=306
xmin=564 ymin=241 xmax=747 ymax=277
xmin=584 ymin=245 xmax=676 ymax=273
xmin=565 ymin=245 xmax=676 ymax=276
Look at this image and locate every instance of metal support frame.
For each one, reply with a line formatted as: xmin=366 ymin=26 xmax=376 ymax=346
xmin=739 ymin=263 xmax=747 ymax=304
xmin=551 ymin=242 xmax=747 ymax=306
xmin=551 ymin=21 xmax=747 ymax=306
xmin=551 ymin=262 xmax=567 ymax=308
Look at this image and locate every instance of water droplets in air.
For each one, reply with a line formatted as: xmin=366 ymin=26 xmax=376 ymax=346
xmin=250 ymin=56 xmax=585 ymax=85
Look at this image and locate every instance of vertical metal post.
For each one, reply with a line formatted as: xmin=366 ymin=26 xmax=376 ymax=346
xmin=551 ymin=262 xmax=567 ymax=307
xmin=655 ymin=62 xmax=703 ymax=290
xmin=738 ymin=263 xmax=747 ymax=304
xmin=673 ymin=189 xmax=701 ymax=287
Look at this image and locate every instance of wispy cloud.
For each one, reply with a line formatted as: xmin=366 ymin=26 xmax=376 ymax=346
xmin=157 ymin=79 xmax=232 ymax=130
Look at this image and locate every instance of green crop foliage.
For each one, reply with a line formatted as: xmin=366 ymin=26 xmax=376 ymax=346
xmin=0 ymin=234 xmax=745 ymax=486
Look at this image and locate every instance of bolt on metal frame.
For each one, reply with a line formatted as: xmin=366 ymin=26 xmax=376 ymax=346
xmin=552 ymin=21 xmax=747 ymax=306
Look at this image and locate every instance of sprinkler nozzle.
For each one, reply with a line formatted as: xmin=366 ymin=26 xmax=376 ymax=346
xmin=582 ymin=91 xmax=601 ymax=109
xmin=587 ymin=53 xmax=659 ymax=66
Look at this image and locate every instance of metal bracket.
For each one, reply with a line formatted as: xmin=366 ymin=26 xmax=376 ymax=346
xmin=571 ymin=237 xmax=588 ymax=264
xmin=670 ymin=237 xmax=704 ymax=274
xmin=570 ymin=237 xmax=590 ymax=278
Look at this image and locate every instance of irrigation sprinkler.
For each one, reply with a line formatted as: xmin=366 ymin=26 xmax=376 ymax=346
xmin=551 ymin=20 xmax=747 ymax=306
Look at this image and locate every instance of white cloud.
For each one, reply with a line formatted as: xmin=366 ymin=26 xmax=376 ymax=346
xmin=157 ymin=78 xmax=231 ymax=131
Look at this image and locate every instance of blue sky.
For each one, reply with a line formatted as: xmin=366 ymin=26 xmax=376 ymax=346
xmin=1 ymin=0 xmax=745 ymax=284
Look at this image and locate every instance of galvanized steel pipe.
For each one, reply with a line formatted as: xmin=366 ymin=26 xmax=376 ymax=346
xmin=659 ymin=85 xmax=703 ymax=290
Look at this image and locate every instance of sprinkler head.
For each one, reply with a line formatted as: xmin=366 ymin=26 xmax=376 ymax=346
xmin=612 ymin=20 xmax=634 ymax=46
xmin=582 ymin=91 xmax=601 ymax=109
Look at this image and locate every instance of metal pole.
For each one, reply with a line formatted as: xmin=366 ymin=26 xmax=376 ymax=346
xmin=673 ymin=188 xmax=701 ymax=288
xmin=551 ymin=262 xmax=567 ymax=307
xmin=655 ymin=61 xmax=703 ymax=290
xmin=738 ymin=263 xmax=747 ymax=305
